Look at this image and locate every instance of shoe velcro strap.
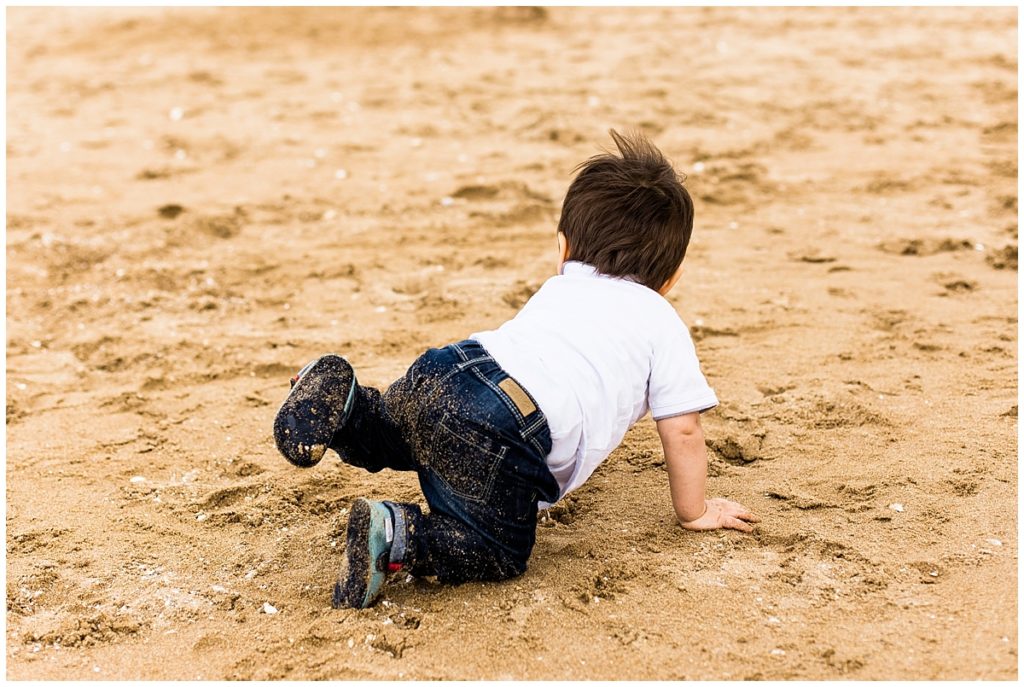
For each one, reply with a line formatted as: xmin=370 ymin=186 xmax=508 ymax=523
xmin=381 ymin=501 xmax=408 ymax=566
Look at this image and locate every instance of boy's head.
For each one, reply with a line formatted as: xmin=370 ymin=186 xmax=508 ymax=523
xmin=557 ymin=130 xmax=694 ymax=293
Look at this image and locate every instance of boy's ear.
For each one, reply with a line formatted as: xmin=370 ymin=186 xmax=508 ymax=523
xmin=557 ymin=232 xmax=570 ymax=273
xmin=658 ymin=262 xmax=685 ymax=296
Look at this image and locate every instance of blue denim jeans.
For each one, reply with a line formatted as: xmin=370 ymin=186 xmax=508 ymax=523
xmin=329 ymin=340 xmax=559 ymax=583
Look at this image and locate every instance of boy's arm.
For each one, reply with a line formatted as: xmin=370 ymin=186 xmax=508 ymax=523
xmin=656 ymin=412 xmax=761 ymax=533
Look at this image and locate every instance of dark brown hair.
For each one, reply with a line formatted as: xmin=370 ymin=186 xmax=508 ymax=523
xmin=558 ymin=129 xmax=694 ymax=292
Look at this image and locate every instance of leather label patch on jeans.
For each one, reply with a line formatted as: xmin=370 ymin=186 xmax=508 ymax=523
xmin=498 ymin=378 xmax=536 ymax=417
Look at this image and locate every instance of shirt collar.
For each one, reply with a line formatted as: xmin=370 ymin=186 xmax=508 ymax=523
xmin=560 ymin=261 xmax=598 ymax=277
xmin=560 ymin=261 xmax=644 ymax=287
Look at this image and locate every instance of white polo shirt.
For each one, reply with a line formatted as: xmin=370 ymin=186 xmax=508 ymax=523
xmin=471 ymin=261 xmax=718 ymax=506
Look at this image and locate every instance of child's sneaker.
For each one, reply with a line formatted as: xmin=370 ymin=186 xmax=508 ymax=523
xmin=274 ymin=354 xmax=356 ymax=468
xmin=332 ymin=498 xmax=400 ymax=609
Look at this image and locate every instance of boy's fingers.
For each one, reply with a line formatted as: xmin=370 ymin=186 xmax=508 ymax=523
xmin=738 ymin=512 xmax=761 ymax=523
xmin=727 ymin=517 xmax=754 ymax=533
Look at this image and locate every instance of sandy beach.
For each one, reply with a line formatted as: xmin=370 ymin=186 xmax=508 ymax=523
xmin=5 ymin=7 xmax=1018 ymax=679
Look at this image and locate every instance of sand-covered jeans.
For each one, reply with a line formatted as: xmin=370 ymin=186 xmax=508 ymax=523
xmin=329 ymin=340 xmax=558 ymax=583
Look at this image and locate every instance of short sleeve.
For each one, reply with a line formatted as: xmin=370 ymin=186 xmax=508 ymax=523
xmin=647 ymin=311 xmax=718 ymax=420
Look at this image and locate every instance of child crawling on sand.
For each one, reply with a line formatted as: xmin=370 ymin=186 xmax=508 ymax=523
xmin=273 ymin=130 xmax=760 ymax=609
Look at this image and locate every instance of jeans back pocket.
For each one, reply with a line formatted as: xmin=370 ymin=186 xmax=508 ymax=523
xmin=429 ymin=413 xmax=507 ymax=503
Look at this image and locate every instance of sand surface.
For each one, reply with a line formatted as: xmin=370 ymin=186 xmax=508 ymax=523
xmin=5 ymin=7 xmax=1018 ymax=680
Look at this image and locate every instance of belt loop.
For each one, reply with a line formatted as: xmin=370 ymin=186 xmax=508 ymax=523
xmin=451 ymin=342 xmax=470 ymax=362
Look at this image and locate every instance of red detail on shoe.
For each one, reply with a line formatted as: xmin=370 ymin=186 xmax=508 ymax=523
xmin=387 ymin=562 xmax=403 ymax=572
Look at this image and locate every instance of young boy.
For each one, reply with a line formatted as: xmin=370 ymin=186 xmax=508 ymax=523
xmin=274 ymin=130 xmax=760 ymax=609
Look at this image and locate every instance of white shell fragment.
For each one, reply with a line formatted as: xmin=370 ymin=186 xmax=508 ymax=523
xmin=889 ymin=503 xmax=905 ymax=512
xmin=263 ymin=602 xmax=278 ymax=615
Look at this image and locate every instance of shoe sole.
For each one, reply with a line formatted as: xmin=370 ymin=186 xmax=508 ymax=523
xmin=273 ymin=354 xmax=356 ymax=468
xmin=333 ymin=498 xmax=390 ymax=609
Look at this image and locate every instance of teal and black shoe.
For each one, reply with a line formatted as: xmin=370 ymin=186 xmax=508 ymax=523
xmin=332 ymin=498 xmax=398 ymax=609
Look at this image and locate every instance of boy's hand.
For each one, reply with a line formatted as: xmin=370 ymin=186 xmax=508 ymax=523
xmin=679 ymin=497 xmax=761 ymax=533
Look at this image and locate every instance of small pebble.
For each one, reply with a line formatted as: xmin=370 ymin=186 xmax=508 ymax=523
xmin=334 ymin=168 xmax=348 ymax=180
xmin=347 ymin=638 xmax=355 ymax=648
xmin=693 ymin=161 xmax=705 ymax=173
xmin=986 ymin=538 xmax=1003 ymax=547
xmin=440 ymin=196 xmax=454 ymax=207
xmin=322 ymin=209 xmax=337 ymax=221
xmin=587 ymin=95 xmax=601 ymax=107
xmin=130 ymin=476 xmax=146 ymax=484
xmin=889 ymin=503 xmax=905 ymax=513
xmin=211 ymin=585 xmax=228 ymax=594
xmin=245 ymin=569 xmax=257 ymax=580
xmin=768 ymin=616 xmax=781 ymax=624
xmin=263 ymin=602 xmax=278 ymax=615
xmin=31 ymin=340 xmax=42 ymax=348
xmin=169 ymin=107 xmax=185 ymax=121
xmin=196 ymin=513 xmax=208 ymax=522
xmin=770 ymin=648 xmax=785 ymax=656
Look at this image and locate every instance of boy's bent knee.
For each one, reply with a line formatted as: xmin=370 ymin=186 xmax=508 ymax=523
xmin=431 ymin=544 xmax=530 ymax=585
